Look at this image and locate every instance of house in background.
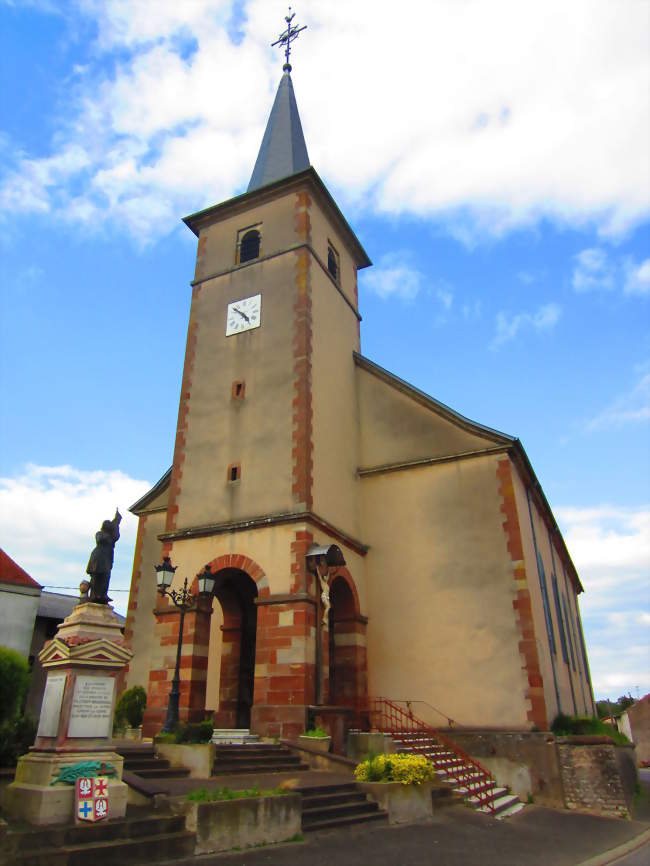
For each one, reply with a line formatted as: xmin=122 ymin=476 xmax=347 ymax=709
xmin=618 ymin=695 xmax=650 ymax=766
xmin=0 ymin=548 xmax=42 ymax=658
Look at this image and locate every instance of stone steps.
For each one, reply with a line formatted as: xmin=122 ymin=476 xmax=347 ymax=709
xmin=115 ymin=746 xmax=190 ymax=781
xmin=297 ymin=783 xmax=388 ymax=832
xmin=2 ymin=813 xmax=195 ymax=866
xmin=212 ymin=743 xmax=308 ymax=775
xmin=391 ymin=733 xmax=524 ymax=820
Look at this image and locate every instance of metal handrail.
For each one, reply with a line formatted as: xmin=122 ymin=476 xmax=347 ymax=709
xmin=364 ymin=696 xmax=496 ymax=814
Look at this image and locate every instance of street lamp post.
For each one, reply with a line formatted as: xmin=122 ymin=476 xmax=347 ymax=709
xmin=155 ymin=558 xmax=216 ymax=733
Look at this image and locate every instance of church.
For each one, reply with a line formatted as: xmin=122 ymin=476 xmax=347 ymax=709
xmin=122 ymin=51 xmax=596 ymax=742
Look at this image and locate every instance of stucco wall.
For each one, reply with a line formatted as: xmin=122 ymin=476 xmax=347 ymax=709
xmin=0 ymin=584 xmax=40 ymax=657
xmin=360 ymin=453 xmax=530 ymax=728
xmin=357 ymin=366 xmax=495 ymax=470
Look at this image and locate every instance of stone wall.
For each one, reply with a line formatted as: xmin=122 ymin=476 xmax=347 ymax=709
xmin=446 ymin=731 xmax=563 ymax=806
xmin=557 ymin=737 xmax=630 ymax=818
xmin=446 ymin=730 xmax=637 ymax=816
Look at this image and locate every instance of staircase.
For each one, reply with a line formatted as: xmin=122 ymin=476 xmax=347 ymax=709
xmin=392 ymin=732 xmax=524 ymax=818
xmin=116 ymin=744 xmax=190 ymax=780
xmin=366 ymin=698 xmax=524 ymax=819
xmin=212 ymin=742 xmax=309 ymax=775
xmin=2 ymin=811 xmax=194 ymax=866
xmin=298 ymin=782 xmax=388 ymax=832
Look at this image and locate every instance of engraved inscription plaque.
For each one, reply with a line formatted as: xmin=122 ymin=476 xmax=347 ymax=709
xmin=37 ymin=673 xmax=67 ymax=737
xmin=68 ymin=676 xmax=115 ymax=738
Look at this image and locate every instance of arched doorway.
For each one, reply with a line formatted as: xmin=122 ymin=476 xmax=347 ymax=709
xmin=212 ymin=568 xmax=258 ymax=729
xmin=328 ymin=575 xmax=364 ymax=706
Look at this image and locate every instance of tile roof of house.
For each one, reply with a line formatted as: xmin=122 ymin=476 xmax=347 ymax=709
xmin=0 ymin=547 xmax=42 ymax=590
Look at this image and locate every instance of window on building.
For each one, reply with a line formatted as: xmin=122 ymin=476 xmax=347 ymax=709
xmin=552 ymin=574 xmax=569 ymax=665
xmin=327 ymin=242 xmax=340 ymax=282
xmin=238 ymin=228 xmax=261 ymax=264
xmin=231 ymin=380 xmax=246 ymax=400
xmin=228 ymin=463 xmax=241 ymax=482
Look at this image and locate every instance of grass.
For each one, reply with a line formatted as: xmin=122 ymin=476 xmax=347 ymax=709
xmin=302 ymin=726 xmax=329 ymax=738
xmin=186 ymin=785 xmax=289 ymax=802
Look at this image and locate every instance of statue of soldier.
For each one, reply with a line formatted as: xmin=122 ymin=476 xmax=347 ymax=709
xmin=86 ymin=509 xmax=122 ymax=604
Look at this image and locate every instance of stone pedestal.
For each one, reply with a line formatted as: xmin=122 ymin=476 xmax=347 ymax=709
xmin=2 ymin=602 xmax=133 ymax=825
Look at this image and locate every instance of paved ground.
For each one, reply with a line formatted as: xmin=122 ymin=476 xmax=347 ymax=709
xmin=158 ymin=768 xmax=650 ymax=866
xmin=163 ymin=804 xmax=649 ymax=866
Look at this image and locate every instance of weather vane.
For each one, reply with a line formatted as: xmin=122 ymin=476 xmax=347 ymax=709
xmin=272 ymin=7 xmax=307 ymax=73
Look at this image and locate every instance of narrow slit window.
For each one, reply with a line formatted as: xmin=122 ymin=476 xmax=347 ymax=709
xmin=239 ymin=229 xmax=260 ymax=264
xmin=228 ymin=463 xmax=241 ymax=482
xmin=327 ymin=243 xmax=339 ymax=282
xmin=231 ymin=380 xmax=246 ymax=399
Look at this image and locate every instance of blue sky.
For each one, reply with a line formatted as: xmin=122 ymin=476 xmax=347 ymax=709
xmin=0 ymin=0 xmax=648 ymax=705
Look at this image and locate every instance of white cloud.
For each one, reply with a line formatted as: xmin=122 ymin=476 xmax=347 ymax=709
xmin=624 ymin=257 xmax=650 ymax=296
xmin=361 ymin=253 xmax=423 ymax=301
xmin=0 ymin=464 xmax=151 ymax=615
xmin=586 ymin=368 xmax=650 ymax=431
xmin=572 ymin=247 xmax=614 ymax=292
xmin=490 ymin=302 xmax=561 ymax=349
xmin=556 ymin=504 xmax=650 ymax=699
xmin=462 ymin=300 xmax=482 ymax=321
xmin=0 ymin=0 xmax=648 ymax=243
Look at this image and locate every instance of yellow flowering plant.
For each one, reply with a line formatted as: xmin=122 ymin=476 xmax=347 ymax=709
xmin=353 ymin=753 xmax=436 ymax=785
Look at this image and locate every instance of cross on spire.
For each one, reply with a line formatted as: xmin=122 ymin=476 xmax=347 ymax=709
xmin=271 ymin=7 xmax=307 ymax=73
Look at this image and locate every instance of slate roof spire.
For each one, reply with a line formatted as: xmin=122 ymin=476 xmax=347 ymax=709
xmin=247 ymin=9 xmax=310 ymax=192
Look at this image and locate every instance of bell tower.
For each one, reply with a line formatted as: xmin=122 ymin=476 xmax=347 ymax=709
xmin=138 ymin=29 xmax=372 ymax=738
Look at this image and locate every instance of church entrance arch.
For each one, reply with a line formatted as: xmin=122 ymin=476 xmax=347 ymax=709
xmin=328 ymin=573 xmax=367 ymax=707
xmin=212 ymin=568 xmax=258 ymax=729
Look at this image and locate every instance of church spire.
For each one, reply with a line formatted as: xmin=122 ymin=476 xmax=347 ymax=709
xmin=247 ymin=9 xmax=310 ymax=193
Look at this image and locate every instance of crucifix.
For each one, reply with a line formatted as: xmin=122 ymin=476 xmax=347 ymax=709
xmin=272 ymin=7 xmax=307 ymax=72
xmin=306 ymin=543 xmax=346 ymax=705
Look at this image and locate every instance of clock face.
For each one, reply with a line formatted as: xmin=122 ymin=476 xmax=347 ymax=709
xmin=226 ymin=294 xmax=262 ymax=336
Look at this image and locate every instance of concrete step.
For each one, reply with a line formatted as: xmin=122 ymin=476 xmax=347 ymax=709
xmin=302 ymin=809 xmax=388 ymax=832
xmin=300 ymin=790 xmax=368 ymax=809
xmin=212 ymin=745 xmax=291 ymax=758
xmin=302 ymin=799 xmax=381 ymax=824
xmin=131 ymin=767 xmax=191 ymax=779
xmin=211 ymin=728 xmax=259 ymax=745
xmin=5 ymin=821 xmax=195 ymax=866
xmin=494 ymin=800 xmax=526 ymax=819
xmin=295 ymin=783 xmax=358 ymax=797
xmin=212 ymin=761 xmax=309 ymax=775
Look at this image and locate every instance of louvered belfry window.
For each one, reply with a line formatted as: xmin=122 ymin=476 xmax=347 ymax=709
xmin=239 ymin=229 xmax=261 ymax=263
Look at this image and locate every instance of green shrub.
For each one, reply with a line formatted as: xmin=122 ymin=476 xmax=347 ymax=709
xmin=302 ymin=726 xmax=329 ymax=738
xmin=114 ymin=686 xmax=146 ymax=731
xmin=0 ymin=646 xmax=30 ymax=724
xmin=175 ymin=720 xmax=214 ymax=743
xmin=0 ymin=715 xmax=37 ymax=767
xmin=155 ymin=719 xmax=213 ymax=744
xmin=551 ymin=713 xmax=630 ymax=745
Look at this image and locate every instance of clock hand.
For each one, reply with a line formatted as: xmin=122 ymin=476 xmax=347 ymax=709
xmin=233 ymin=307 xmax=250 ymax=323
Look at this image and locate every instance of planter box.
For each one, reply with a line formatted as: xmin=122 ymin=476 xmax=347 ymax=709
xmin=173 ymin=793 xmax=301 ymax=854
xmin=357 ymin=780 xmax=438 ymax=824
xmin=156 ymin=743 xmax=215 ymax=779
xmin=124 ymin=726 xmax=143 ymax=741
xmin=298 ymin=735 xmax=331 ymax=753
